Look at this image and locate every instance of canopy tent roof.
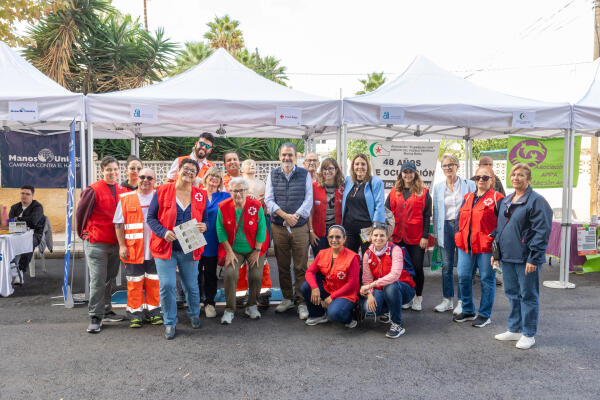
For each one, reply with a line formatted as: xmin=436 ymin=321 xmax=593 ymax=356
xmin=573 ymin=58 xmax=600 ymax=133
xmin=342 ymin=56 xmax=571 ymax=140
xmin=0 ymin=42 xmax=84 ymax=133
xmin=86 ymin=48 xmax=340 ymax=139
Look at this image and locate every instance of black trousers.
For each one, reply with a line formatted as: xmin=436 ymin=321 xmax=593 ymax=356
xmin=398 ymin=241 xmax=425 ymax=296
xmin=198 ymin=256 xmax=218 ymax=306
xmin=18 ymin=252 xmax=33 ymax=272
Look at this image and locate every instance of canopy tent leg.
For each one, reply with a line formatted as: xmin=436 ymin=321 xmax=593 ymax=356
xmin=464 ymin=129 xmax=473 ymax=179
xmin=544 ymin=128 xmax=576 ymax=289
xmin=130 ymin=139 xmax=136 ymax=155
xmin=336 ymin=126 xmax=342 ymax=166
xmin=341 ymin=124 xmax=348 ymax=175
xmin=135 ymin=136 xmax=140 ymax=157
xmin=84 ymin=122 xmax=94 ymax=300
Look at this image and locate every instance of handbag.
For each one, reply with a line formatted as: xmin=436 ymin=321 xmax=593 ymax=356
xmin=491 ymin=239 xmax=501 ymax=262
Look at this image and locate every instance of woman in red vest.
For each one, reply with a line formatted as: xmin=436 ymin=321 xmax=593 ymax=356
xmin=453 ymin=166 xmax=504 ymax=328
xmin=216 ymin=177 xmax=268 ymax=325
xmin=300 ymin=225 xmax=360 ymax=328
xmin=308 ymin=158 xmax=344 ymax=257
xmin=76 ymin=156 xmax=128 ymax=334
xmin=147 ymin=158 xmax=208 ymax=340
xmin=361 ymin=226 xmax=416 ymax=338
xmin=384 ymin=161 xmax=431 ymax=312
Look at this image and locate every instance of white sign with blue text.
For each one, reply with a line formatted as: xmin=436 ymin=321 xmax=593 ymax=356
xmin=8 ymin=101 xmax=38 ymax=121
xmin=379 ymin=106 xmax=404 ymax=125
xmin=130 ymin=104 xmax=158 ymax=123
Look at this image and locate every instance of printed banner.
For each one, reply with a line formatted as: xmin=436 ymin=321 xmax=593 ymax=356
xmin=8 ymin=101 xmax=38 ymax=121
xmin=506 ymin=136 xmax=581 ymax=188
xmin=0 ymin=130 xmax=81 ymax=188
xmin=63 ymin=121 xmax=76 ymax=302
xmin=368 ymin=140 xmax=440 ymax=190
xmin=379 ymin=106 xmax=405 ymax=124
xmin=511 ymin=111 xmax=536 ymax=128
xmin=275 ymin=106 xmax=302 ymax=126
xmin=130 ymin=103 xmax=158 ymax=123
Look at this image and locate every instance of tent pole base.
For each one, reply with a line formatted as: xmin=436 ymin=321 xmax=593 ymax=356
xmin=542 ymin=280 xmax=576 ymax=289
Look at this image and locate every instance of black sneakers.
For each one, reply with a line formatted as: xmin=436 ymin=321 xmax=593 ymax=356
xmin=102 ymin=310 xmax=125 ymax=322
xmin=453 ymin=312 xmax=477 ymax=322
xmin=87 ymin=317 xmax=103 ymax=333
xmin=386 ymin=322 xmax=406 ymax=338
xmin=472 ymin=315 xmax=491 ymax=328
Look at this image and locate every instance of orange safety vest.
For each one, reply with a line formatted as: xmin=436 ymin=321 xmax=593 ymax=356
xmin=366 ymin=242 xmax=415 ymax=290
xmin=314 ymin=247 xmax=359 ymax=302
xmin=389 ymin=187 xmax=428 ymax=245
xmin=311 ymin=182 xmax=343 ymax=237
xmin=149 ymin=183 xmax=207 ymax=260
xmin=84 ymin=180 xmax=127 ymax=244
xmin=118 ymin=191 xmax=149 ymax=264
xmin=455 ymin=189 xmax=504 ymax=254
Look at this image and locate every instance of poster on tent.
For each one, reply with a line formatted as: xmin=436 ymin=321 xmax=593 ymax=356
xmin=368 ymin=140 xmax=440 ymax=190
xmin=505 ymin=136 xmax=581 ymax=189
xmin=0 ymin=131 xmax=81 ymax=188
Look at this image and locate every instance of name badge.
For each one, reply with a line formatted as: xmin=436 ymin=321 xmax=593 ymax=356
xmin=315 ymin=201 xmax=321 ymax=205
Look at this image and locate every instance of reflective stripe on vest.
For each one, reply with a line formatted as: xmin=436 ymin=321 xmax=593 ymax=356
xmin=119 ymin=191 xmax=146 ymax=264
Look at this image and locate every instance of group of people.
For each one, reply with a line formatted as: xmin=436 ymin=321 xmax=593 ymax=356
xmin=76 ymin=131 xmax=553 ymax=349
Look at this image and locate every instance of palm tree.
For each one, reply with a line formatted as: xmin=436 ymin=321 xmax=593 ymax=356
xmin=168 ymin=41 xmax=214 ymax=76
xmin=204 ymin=15 xmax=244 ymax=55
xmin=356 ymin=72 xmax=386 ymax=95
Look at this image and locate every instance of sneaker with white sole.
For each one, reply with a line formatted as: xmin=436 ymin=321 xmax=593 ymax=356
xmin=516 ymin=335 xmax=535 ymax=349
xmin=494 ymin=330 xmax=522 ymax=341
xmin=221 ymin=311 xmax=234 ymax=324
xmin=472 ymin=315 xmax=491 ymax=328
xmin=204 ymin=304 xmax=216 ymax=318
xmin=411 ymin=296 xmax=422 ymax=311
xmin=86 ymin=316 xmax=103 ymax=333
xmin=306 ymin=314 xmax=328 ymax=326
xmin=453 ymin=300 xmax=462 ymax=315
xmin=434 ymin=298 xmax=453 ymax=313
xmin=345 ymin=319 xmax=357 ymax=329
xmin=386 ymin=322 xmax=405 ymax=338
xmin=298 ymin=304 xmax=309 ymax=320
xmin=402 ymin=301 xmax=411 ymax=310
xmin=377 ymin=312 xmax=391 ymax=324
xmin=453 ymin=312 xmax=476 ymax=322
xmin=103 ymin=310 xmax=125 ymax=322
xmin=275 ymin=299 xmax=295 ymax=313
xmin=245 ymin=305 xmax=261 ymax=319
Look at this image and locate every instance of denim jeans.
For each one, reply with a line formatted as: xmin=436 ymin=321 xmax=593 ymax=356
xmin=299 ymin=273 xmax=354 ymax=324
xmin=501 ymin=261 xmax=540 ymax=337
xmin=363 ymin=281 xmax=415 ymax=325
xmin=441 ymin=220 xmax=460 ymax=299
xmin=457 ymin=249 xmax=495 ymax=318
xmin=155 ymin=251 xmax=200 ymax=327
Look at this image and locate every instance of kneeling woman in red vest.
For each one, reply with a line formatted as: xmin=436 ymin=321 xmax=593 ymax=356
xmin=361 ymin=226 xmax=416 ymax=339
xmin=300 ymin=225 xmax=360 ymax=328
xmin=385 ymin=161 xmax=431 ymax=311
xmin=147 ymin=159 xmax=208 ymax=340
xmin=216 ymin=177 xmax=268 ymax=325
xmin=453 ymin=166 xmax=504 ymax=328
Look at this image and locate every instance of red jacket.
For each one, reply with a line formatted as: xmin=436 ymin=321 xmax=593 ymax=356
xmin=389 ymin=187 xmax=428 ymax=245
xmin=149 ymin=183 xmax=207 ymax=260
xmin=168 ymin=156 xmax=215 ymax=185
xmin=311 ymin=182 xmax=343 ymax=237
xmin=217 ymin=197 xmax=269 ymax=260
xmin=455 ymin=189 xmax=504 ymax=254
xmin=308 ymin=247 xmax=359 ymax=302
xmin=84 ymin=180 xmax=126 ymax=244
xmin=366 ymin=242 xmax=415 ymax=289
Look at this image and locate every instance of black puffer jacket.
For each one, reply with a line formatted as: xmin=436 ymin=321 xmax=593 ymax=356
xmin=9 ymin=200 xmax=45 ymax=247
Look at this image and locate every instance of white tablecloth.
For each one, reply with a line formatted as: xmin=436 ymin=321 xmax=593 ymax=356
xmin=0 ymin=230 xmax=33 ymax=297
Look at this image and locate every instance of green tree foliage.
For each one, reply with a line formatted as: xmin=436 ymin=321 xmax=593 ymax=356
xmin=204 ymin=14 xmax=244 ymax=55
xmin=437 ymin=138 xmax=508 ymax=160
xmin=356 ymin=72 xmax=386 ymax=95
xmin=168 ymin=42 xmax=214 ymax=77
xmin=23 ymin=0 xmax=178 ymax=93
xmin=0 ymin=0 xmax=68 ymax=46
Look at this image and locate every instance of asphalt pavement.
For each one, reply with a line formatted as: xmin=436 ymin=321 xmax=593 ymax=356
xmin=1 ymin=257 xmax=599 ymax=400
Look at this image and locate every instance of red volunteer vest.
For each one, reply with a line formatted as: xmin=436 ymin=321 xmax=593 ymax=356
xmin=366 ymin=242 xmax=415 ymax=290
xmin=170 ymin=156 xmax=214 ymax=184
xmin=454 ymin=189 xmax=504 ymax=254
xmin=389 ymin=187 xmax=428 ymax=245
xmin=119 ymin=191 xmax=146 ymax=264
xmin=84 ymin=180 xmax=126 ymax=244
xmin=311 ymin=182 xmax=343 ymax=237
xmin=314 ymin=247 xmax=359 ymax=302
xmin=217 ymin=197 xmax=269 ymax=260
xmin=149 ymin=183 xmax=207 ymax=260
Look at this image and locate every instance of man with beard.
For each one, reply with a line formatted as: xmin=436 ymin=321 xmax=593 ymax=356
xmin=166 ymin=132 xmax=215 ymax=187
xmin=222 ymin=151 xmax=241 ymax=192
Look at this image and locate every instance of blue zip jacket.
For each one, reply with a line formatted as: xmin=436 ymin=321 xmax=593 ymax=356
xmin=432 ymin=177 xmax=476 ymax=248
xmin=494 ymin=186 xmax=552 ymax=266
xmin=341 ymin=176 xmax=386 ymax=224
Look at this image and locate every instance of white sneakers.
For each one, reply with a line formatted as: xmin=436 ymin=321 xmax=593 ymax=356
xmin=434 ymin=298 xmax=453 ymax=312
xmin=345 ymin=320 xmax=358 ymax=329
xmin=204 ymin=304 xmax=216 ymax=318
xmin=306 ymin=315 xmax=328 ymax=326
xmin=275 ymin=299 xmax=295 ymax=313
xmin=411 ymin=296 xmax=422 ymax=311
xmin=402 ymin=301 xmax=412 ymax=310
xmin=453 ymin=300 xmax=462 ymax=316
xmin=297 ymin=304 xmax=309 ymax=320
xmin=244 ymin=305 xmax=261 ymax=319
xmin=495 ymin=331 xmax=536 ymax=349
xmin=221 ymin=311 xmax=234 ymax=324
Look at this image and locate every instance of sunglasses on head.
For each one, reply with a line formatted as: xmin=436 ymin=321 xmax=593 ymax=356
xmin=474 ymin=175 xmax=491 ymax=182
xmin=198 ymin=142 xmax=212 ymax=149
xmin=139 ymin=175 xmax=154 ymax=181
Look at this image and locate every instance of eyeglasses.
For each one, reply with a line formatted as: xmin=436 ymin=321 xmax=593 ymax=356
xmin=473 ymin=175 xmax=491 ymax=182
xmin=181 ymin=167 xmax=197 ymax=175
xmin=328 ymin=235 xmax=342 ymax=240
xmin=139 ymin=175 xmax=154 ymax=181
xmin=323 ymin=167 xmax=336 ymax=173
xmin=129 ymin=167 xmax=142 ymax=171
xmin=441 ymin=164 xmax=457 ymax=169
xmin=198 ymin=141 xmax=212 ymax=149
xmin=231 ymin=189 xmax=247 ymax=194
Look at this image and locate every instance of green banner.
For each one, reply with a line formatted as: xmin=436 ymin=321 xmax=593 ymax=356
xmin=506 ymin=136 xmax=581 ymax=189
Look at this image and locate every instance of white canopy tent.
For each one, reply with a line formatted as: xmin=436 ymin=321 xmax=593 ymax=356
xmin=342 ymin=56 xmax=576 ymax=289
